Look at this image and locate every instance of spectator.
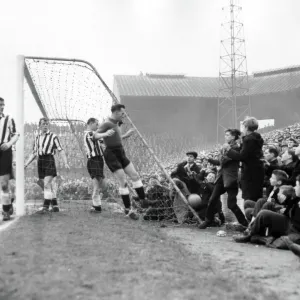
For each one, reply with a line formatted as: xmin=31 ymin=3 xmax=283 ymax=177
xmin=199 ymin=129 xmax=248 ymax=229
xmin=244 ymin=170 xmax=288 ymax=222
xmin=171 ymin=151 xmax=200 ymax=194
xmin=286 ymin=145 xmax=300 ymax=186
xmin=263 ymin=148 xmax=279 ymax=179
xmin=281 ymin=149 xmax=296 ymax=178
xmin=233 ymin=178 xmax=300 ymax=251
xmin=224 ymin=116 xmax=265 ymax=202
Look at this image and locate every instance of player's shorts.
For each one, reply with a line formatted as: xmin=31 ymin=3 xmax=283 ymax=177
xmin=104 ymin=146 xmax=130 ymax=173
xmin=87 ymin=156 xmax=104 ymax=179
xmin=0 ymin=148 xmax=12 ymax=177
xmin=38 ymin=155 xmax=57 ymax=179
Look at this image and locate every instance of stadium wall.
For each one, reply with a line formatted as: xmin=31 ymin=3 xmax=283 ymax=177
xmin=120 ymin=88 xmax=300 ymax=143
xmin=121 ymin=96 xmax=218 ymax=143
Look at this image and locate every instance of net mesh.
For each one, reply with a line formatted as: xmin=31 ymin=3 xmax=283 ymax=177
xmin=23 ymin=57 xmax=208 ymax=224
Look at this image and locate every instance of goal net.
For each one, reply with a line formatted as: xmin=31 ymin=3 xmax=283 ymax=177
xmin=22 ymin=57 xmax=202 ymax=224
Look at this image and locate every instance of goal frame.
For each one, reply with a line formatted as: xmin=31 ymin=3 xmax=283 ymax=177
xmin=16 ymin=55 xmax=201 ymax=223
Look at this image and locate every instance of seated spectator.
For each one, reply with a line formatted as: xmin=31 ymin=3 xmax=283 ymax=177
xmin=280 ymin=149 xmax=296 ymax=178
xmin=263 ymin=147 xmax=279 ymax=190
xmin=282 ymin=177 xmax=300 ymax=257
xmin=280 ymin=143 xmax=288 ymax=155
xmin=143 ymin=178 xmax=175 ymax=221
xmin=285 ymin=145 xmax=300 ymax=186
xmin=171 ymin=151 xmax=200 ymax=193
xmin=184 ymin=172 xmax=225 ymax=224
xmin=244 ymin=170 xmax=288 ymax=221
xmin=233 ymin=175 xmax=300 ymax=251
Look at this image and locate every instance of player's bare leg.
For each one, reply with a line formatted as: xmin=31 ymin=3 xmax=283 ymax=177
xmin=90 ymin=177 xmax=104 ymax=213
xmin=124 ymin=162 xmax=147 ymax=207
xmin=40 ymin=175 xmax=54 ymax=213
xmin=1 ymin=175 xmax=11 ymax=221
xmin=51 ymin=177 xmax=59 ymax=212
xmin=114 ymin=168 xmax=139 ymax=220
xmin=8 ymin=179 xmax=15 ymax=215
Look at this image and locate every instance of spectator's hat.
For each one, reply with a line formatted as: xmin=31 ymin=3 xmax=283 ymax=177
xmin=186 ymin=151 xmax=198 ymax=159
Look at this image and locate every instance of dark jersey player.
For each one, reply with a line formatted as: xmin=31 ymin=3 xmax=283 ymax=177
xmin=96 ymin=104 xmax=146 ymax=220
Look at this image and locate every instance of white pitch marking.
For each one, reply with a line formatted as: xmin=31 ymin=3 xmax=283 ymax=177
xmin=0 ymin=216 xmax=20 ymax=233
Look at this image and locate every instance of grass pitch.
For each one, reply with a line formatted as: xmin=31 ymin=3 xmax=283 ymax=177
xmin=0 ymin=210 xmax=278 ymax=300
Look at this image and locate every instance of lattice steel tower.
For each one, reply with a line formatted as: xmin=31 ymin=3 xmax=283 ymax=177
xmin=217 ymin=0 xmax=251 ymax=143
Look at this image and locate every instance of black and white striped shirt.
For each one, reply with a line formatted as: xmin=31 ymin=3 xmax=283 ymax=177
xmin=84 ymin=131 xmax=103 ymax=159
xmin=0 ymin=114 xmax=18 ymax=145
xmin=33 ymin=130 xmax=63 ymax=156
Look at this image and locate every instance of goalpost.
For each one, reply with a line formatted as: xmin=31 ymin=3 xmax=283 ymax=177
xmin=15 ymin=55 xmax=25 ymax=216
xmin=15 ymin=55 xmax=201 ymax=224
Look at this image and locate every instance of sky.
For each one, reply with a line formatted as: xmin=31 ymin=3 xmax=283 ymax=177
xmin=0 ymin=0 xmax=300 ymax=122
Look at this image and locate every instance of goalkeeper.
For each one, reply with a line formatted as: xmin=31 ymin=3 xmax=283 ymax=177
xmin=96 ymin=104 xmax=146 ymax=220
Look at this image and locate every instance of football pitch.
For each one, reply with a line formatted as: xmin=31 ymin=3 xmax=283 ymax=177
xmin=0 ymin=209 xmax=299 ymax=300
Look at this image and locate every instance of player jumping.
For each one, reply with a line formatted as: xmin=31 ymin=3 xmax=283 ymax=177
xmin=97 ymin=104 xmax=146 ymax=220
xmin=25 ymin=118 xmax=70 ymax=212
xmin=84 ymin=118 xmax=114 ymax=212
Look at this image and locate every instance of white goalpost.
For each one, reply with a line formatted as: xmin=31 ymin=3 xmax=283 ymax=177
xmin=16 ymin=55 xmax=25 ymax=216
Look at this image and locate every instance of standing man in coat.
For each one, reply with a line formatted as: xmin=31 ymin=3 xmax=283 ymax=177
xmin=199 ymin=129 xmax=248 ymax=229
xmin=223 ymin=117 xmax=265 ymax=203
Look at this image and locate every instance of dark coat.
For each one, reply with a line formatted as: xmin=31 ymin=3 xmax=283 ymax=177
xmin=171 ymin=161 xmax=200 ymax=193
xmin=264 ymin=159 xmax=280 ymax=188
xmin=226 ymin=132 xmax=265 ymax=201
xmin=284 ymin=197 xmax=300 ymax=232
xmin=286 ymin=158 xmax=300 ymax=186
xmin=208 ymin=141 xmax=240 ymax=189
xmin=280 ymin=161 xmax=296 ymax=179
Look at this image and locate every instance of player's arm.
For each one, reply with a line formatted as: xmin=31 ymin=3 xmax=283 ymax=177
xmin=93 ymin=130 xmax=114 ymax=140
xmin=25 ymin=137 xmax=37 ymax=168
xmin=122 ymin=128 xmax=135 ymax=139
xmin=0 ymin=117 xmax=20 ymax=151
xmin=94 ymin=122 xmax=115 ymax=140
xmin=8 ymin=117 xmax=20 ymax=147
xmin=25 ymin=153 xmax=36 ymax=168
xmin=54 ymin=136 xmax=69 ymax=168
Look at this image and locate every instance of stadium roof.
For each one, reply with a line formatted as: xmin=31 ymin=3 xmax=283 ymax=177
xmin=114 ymin=66 xmax=300 ymax=98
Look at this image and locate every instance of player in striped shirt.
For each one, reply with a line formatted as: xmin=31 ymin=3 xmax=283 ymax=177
xmin=84 ymin=118 xmax=114 ymax=212
xmin=25 ymin=118 xmax=70 ymax=212
xmin=0 ymin=97 xmax=20 ymax=221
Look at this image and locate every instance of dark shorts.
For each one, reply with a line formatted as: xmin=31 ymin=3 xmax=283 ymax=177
xmin=104 ymin=146 xmax=130 ymax=173
xmin=87 ymin=156 xmax=105 ymax=179
xmin=38 ymin=155 xmax=57 ymax=179
xmin=0 ymin=148 xmax=12 ymax=176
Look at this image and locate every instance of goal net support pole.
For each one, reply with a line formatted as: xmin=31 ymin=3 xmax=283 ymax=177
xmin=16 ymin=55 xmax=25 ymax=216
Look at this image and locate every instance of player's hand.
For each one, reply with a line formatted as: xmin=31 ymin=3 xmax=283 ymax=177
xmin=279 ymin=208 xmax=285 ymax=214
xmin=64 ymin=163 xmax=70 ymax=169
xmin=222 ymin=143 xmax=230 ymax=151
xmin=105 ymin=129 xmax=115 ymax=137
xmin=0 ymin=142 xmax=11 ymax=151
xmin=127 ymin=128 xmax=135 ymax=136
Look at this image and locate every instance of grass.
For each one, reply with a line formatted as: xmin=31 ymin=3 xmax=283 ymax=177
xmin=0 ymin=210 xmax=278 ymax=300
